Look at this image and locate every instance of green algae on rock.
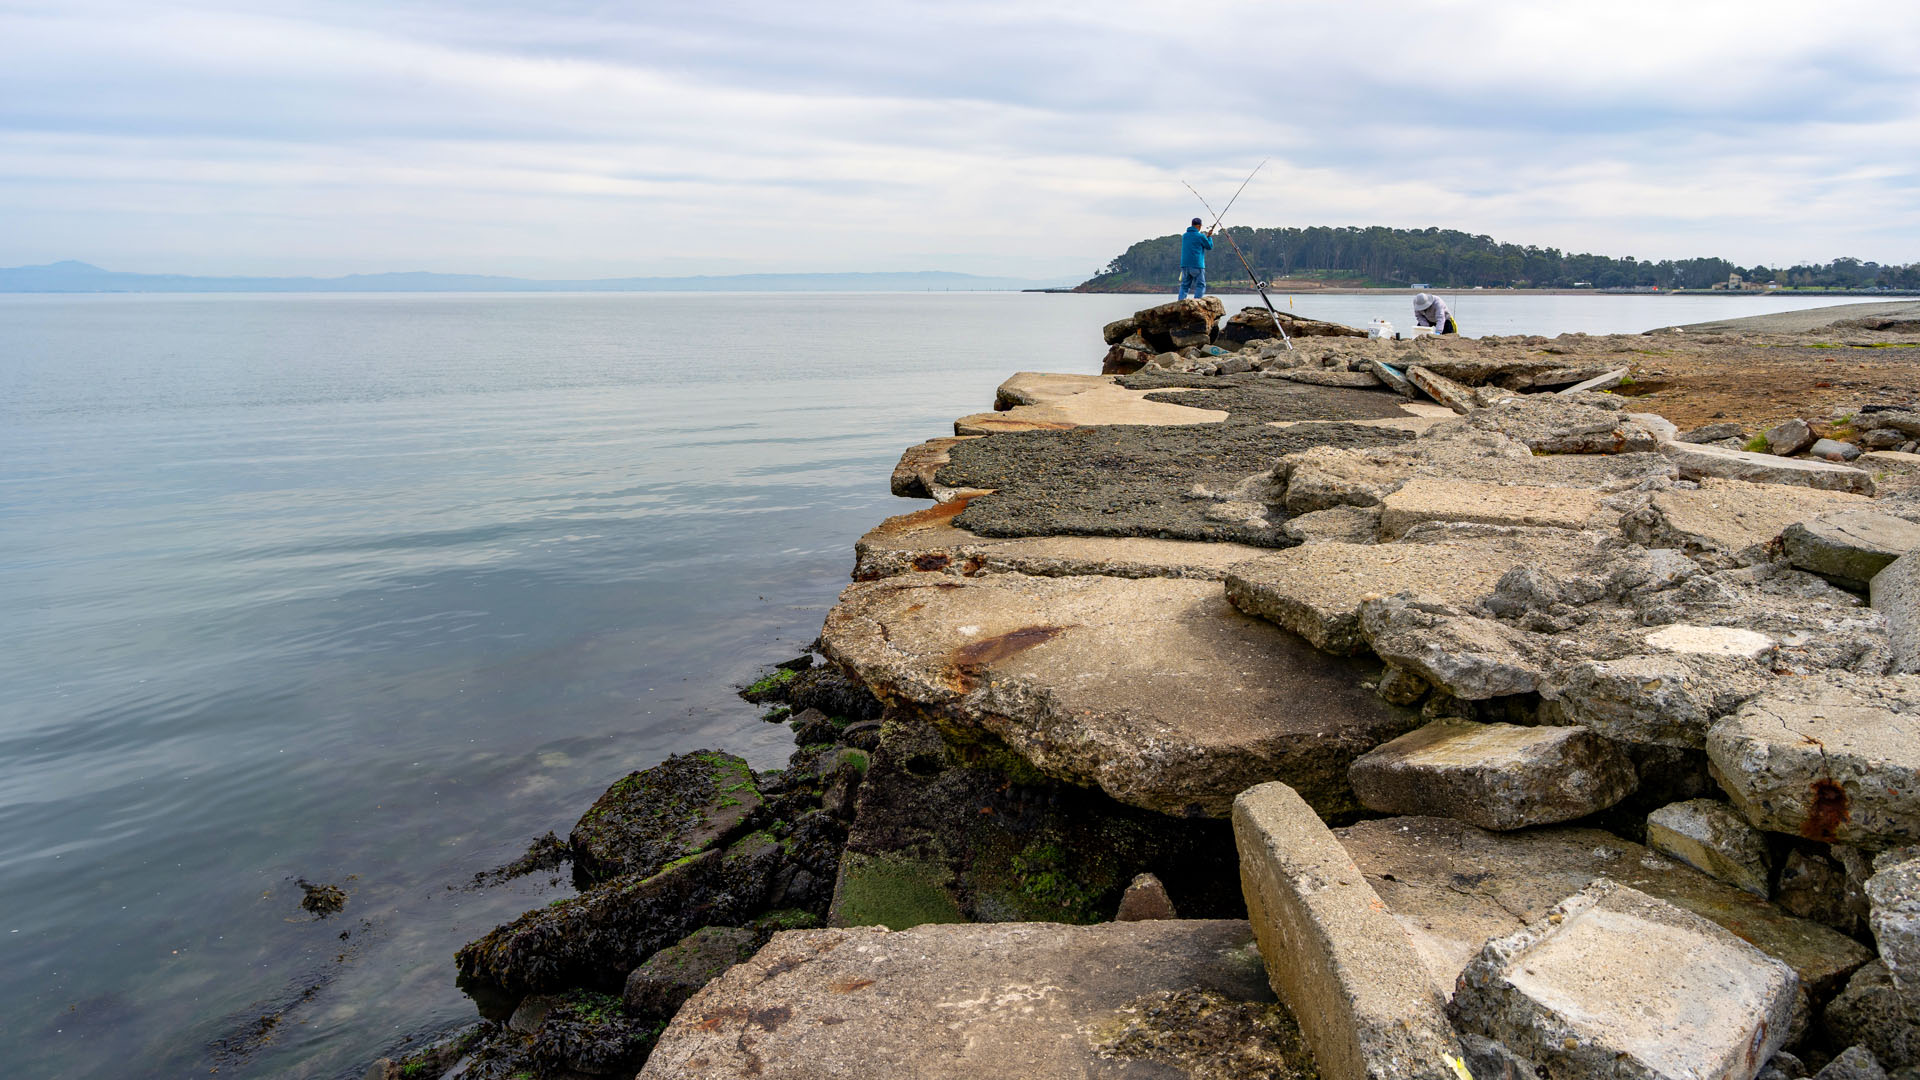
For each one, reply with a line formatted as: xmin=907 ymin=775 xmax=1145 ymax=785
xmin=568 ymin=750 xmax=762 ymax=887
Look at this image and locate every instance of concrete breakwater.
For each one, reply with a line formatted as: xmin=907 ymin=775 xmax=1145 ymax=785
xmin=374 ymin=300 xmax=1920 ymax=1080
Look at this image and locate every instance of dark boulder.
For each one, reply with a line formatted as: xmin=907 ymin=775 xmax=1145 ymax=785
xmin=568 ymin=751 xmax=762 ymax=887
xmin=623 ymin=926 xmax=760 ymax=1019
xmin=527 ymin=990 xmax=661 ymax=1077
xmin=456 ymin=834 xmax=782 ymax=1001
xmin=1131 ymin=297 xmax=1226 ymax=351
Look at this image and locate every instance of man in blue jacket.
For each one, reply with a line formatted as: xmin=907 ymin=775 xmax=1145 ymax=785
xmin=1178 ymin=217 xmax=1214 ymax=300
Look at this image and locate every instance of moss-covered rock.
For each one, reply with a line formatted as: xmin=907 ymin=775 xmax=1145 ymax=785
xmin=568 ymin=750 xmax=762 ymax=887
xmin=457 ymin=834 xmax=782 ymax=1003
xmin=782 ymin=662 xmax=883 ymax=723
xmin=623 ymin=926 xmax=760 ymax=1019
xmin=828 ymin=713 xmax=1244 ymax=928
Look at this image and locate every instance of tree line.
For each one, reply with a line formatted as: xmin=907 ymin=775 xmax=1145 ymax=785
xmin=1078 ymin=225 xmax=1920 ymax=291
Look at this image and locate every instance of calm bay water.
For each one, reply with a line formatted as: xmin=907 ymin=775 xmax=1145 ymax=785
xmin=0 ymin=289 xmax=1856 ymax=1078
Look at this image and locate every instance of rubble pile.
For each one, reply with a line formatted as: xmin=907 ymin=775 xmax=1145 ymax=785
xmin=383 ymin=300 xmax=1920 ymax=1080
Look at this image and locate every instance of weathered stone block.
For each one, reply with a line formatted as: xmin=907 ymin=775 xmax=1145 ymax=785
xmin=823 ymin=572 xmax=1416 ymax=818
xmin=1453 ymin=880 xmax=1797 ymax=1080
xmin=1627 ymin=478 xmax=1868 ymax=566
xmin=1647 ymin=799 xmax=1772 ymax=896
xmin=1768 ymin=418 xmax=1817 ymax=456
xmin=1547 ymin=653 xmax=1771 ymax=749
xmin=1348 ymin=720 xmax=1636 ymax=830
xmin=1707 ymin=674 xmax=1920 ymax=847
xmin=1405 ymin=364 xmax=1476 ymax=414
xmin=1873 ymin=554 xmax=1920 ymax=675
xmin=1358 ymin=594 xmax=1549 ymax=700
xmin=638 ymin=920 xmax=1308 ymax=1079
xmin=1281 ymin=504 xmax=1381 ymax=545
xmin=1378 ymin=477 xmax=1607 ymax=539
xmin=1225 ymin=533 xmax=1602 ymax=655
xmin=1867 ymin=857 xmax=1920 ymax=1021
xmin=1783 ymin=510 xmax=1920 ymax=590
xmin=1232 ymin=783 xmax=1461 ymax=1080
xmin=1114 ymin=872 xmax=1179 ymax=921
xmin=1643 ymin=624 xmax=1777 ymax=659
xmin=1661 ymin=441 xmax=1876 ymax=495
xmin=1340 ymin=816 xmax=1872 ymax=1001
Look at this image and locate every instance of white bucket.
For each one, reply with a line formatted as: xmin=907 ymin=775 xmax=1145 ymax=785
xmin=1367 ymin=318 xmax=1394 ymax=340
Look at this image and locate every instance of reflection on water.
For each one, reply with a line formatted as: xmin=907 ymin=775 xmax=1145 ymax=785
xmin=0 ymin=289 xmax=1855 ymax=1077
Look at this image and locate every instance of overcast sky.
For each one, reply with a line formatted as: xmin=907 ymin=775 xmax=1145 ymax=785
xmin=4 ymin=0 xmax=1918 ymax=278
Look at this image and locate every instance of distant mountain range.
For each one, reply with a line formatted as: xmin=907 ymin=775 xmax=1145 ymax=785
xmin=0 ymin=261 xmax=1076 ymax=293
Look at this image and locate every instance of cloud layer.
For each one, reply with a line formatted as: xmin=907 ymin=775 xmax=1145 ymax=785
xmin=3 ymin=0 xmax=1917 ymax=276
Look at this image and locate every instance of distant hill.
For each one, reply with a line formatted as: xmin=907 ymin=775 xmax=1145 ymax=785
xmin=0 ymin=261 xmax=1074 ymax=293
xmin=1077 ymin=227 xmax=1920 ymax=292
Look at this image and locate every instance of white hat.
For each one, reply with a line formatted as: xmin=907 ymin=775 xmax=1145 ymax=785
xmin=1412 ymin=293 xmax=1433 ymax=307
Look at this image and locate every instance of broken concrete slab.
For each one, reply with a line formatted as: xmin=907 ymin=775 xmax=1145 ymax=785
xmin=1277 ymin=367 xmax=1386 ymax=389
xmin=1783 ymin=509 xmax=1920 ymax=590
xmin=1277 ymin=445 xmax=1409 ymax=513
xmin=852 ymin=500 xmax=1271 ymax=582
xmin=1347 ymin=720 xmax=1636 ymax=830
xmin=1232 ymin=783 xmax=1461 ymax=1080
xmin=1865 ymin=856 xmax=1920 ymax=1020
xmin=1642 ymin=624 xmax=1777 ymax=660
xmin=1626 ymin=478 xmax=1869 ymax=565
xmin=1358 ymin=594 xmax=1553 ymax=699
xmin=1875 ymin=554 xmax=1920 ymax=675
xmin=1225 ymin=531 xmax=1607 ymax=654
xmin=1547 ymin=652 xmax=1772 ymax=749
xmin=1377 ymin=477 xmax=1610 ymax=539
xmin=954 ymin=382 xmax=1228 ymax=434
xmin=821 ymin=572 xmax=1417 ymax=817
xmin=1456 ymin=393 xmax=1664 ymax=454
xmin=1707 ymin=674 xmax=1920 ymax=847
xmin=1405 ymin=365 xmax=1476 ymax=414
xmin=1337 ymin=815 xmax=1872 ymax=1000
xmin=1134 ymin=296 xmax=1228 ymax=349
xmin=993 ymin=371 xmax=1116 ymax=409
xmin=1453 ymin=879 xmax=1797 ymax=1080
xmin=1683 ymin=422 xmax=1749 ymax=444
xmin=939 ymin=420 xmax=1411 ymax=546
xmin=638 ymin=920 xmax=1311 ymax=1080
xmin=1647 ymin=799 xmax=1773 ymax=896
xmin=1369 ymin=359 xmax=1414 ymax=396
xmin=1557 ymin=366 xmax=1631 ymax=395
xmin=1662 ymin=441 xmax=1877 ymax=495
xmin=891 ymin=436 xmax=985 ymax=501
xmin=1281 ymin=504 xmax=1381 ymax=544
xmin=1860 ymin=452 xmax=1920 ymax=497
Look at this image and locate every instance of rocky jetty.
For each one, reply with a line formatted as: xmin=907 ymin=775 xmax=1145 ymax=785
xmin=376 ymin=298 xmax=1920 ymax=1080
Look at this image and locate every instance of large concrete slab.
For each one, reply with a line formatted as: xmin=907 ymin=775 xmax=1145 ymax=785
xmin=1336 ymin=816 xmax=1872 ymax=999
xmin=1347 ymin=720 xmax=1635 ymax=830
xmin=1707 ymin=673 xmax=1920 ymax=848
xmin=1377 ymin=477 xmax=1610 ymax=539
xmin=993 ymin=371 xmax=1116 ymax=408
xmin=638 ymin=920 xmax=1312 ymax=1080
xmin=821 ymin=572 xmax=1418 ymax=817
xmin=1783 ymin=508 xmax=1920 ymax=589
xmin=1628 ymin=478 xmax=1868 ymax=565
xmin=1225 ymin=532 xmax=1610 ymax=654
xmin=1661 ymin=441 xmax=1877 ymax=494
xmin=955 ymin=382 xmax=1227 ymax=434
xmin=853 ymin=501 xmax=1272 ymax=582
xmin=1232 ymin=783 xmax=1461 ymax=1080
xmin=891 ymin=436 xmax=985 ymax=501
xmin=1453 ymin=880 xmax=1796 ymax=1080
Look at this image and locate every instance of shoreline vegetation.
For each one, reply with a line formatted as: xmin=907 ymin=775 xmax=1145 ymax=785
xmin=1074 ymin=225 xmax=1920 ymax=293
xmin=368 ymin=299 xmax=1920 ymax=1080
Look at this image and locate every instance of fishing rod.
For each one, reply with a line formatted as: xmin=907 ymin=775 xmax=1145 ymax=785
xmin=1183 ymin=172 xmax=1293 ymax=350
xmin=1200 ymin=158 xmax=1267 ymax=234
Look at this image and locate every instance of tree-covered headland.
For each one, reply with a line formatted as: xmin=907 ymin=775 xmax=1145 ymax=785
xmin=1076 ymin=225 xmax=1920 ymax=292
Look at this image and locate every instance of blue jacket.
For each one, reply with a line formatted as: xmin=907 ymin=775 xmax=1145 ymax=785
xmin=1180 ymin=227 xmax=1213 ymax=269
